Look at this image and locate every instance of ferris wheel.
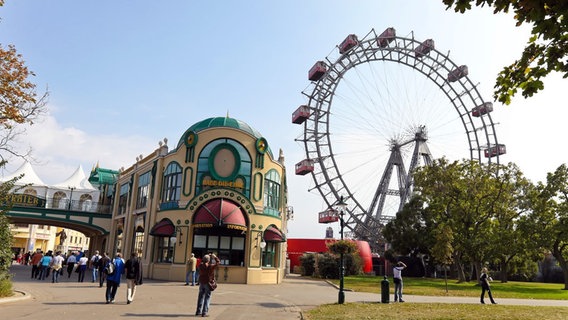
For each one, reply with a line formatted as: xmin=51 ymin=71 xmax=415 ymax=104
xmin=293 ymin=28 xmax=505 ymax=249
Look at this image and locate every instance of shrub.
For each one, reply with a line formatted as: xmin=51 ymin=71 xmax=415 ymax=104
xmin=0 ymin=275 xmax=12 ymax=298
xmin=299 ymin=253 xmax=316 ymax=277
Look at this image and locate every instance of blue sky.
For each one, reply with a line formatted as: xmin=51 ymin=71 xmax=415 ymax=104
xmin=2 ymin=1 xmax=567 ymax=238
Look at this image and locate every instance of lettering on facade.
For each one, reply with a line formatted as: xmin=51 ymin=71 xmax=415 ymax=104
xmin=9 ymin=194 xmax=45 ymax=207
xmin=202 ymin=178 xmax=244 ymax=189
xmin=193 ymin=223 xmax=214 ymax=229
xmin=226 ymin=224 xmax=247 ymax=231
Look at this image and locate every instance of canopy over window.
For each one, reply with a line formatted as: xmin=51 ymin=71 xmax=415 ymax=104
xmin=149 ymin=218 xmax=175 ymax=236
xmin=193 ymin=199 xmax=247 ymax=231
xmin=264 ymin=225 xmax=286 ymax=242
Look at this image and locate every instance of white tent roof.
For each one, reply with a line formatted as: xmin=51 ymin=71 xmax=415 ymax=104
xmin=52 ymin=165 xmax=97 ymax=191
xmin=1 ymin=161 xmax=47 ymax=186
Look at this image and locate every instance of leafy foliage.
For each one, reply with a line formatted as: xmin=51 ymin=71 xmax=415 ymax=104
xmin=0 ymin=160 xmax=17 ymax=287
xmin=443 ymin=0 xmax=568 ymax=104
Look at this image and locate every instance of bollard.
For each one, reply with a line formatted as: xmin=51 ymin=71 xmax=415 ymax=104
xmin=381 ymin=275 xmax=390 ymax=303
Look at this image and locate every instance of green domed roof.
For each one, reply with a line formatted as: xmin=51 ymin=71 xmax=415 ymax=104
xmin=177 ymin=116 xmax=272 ymax=156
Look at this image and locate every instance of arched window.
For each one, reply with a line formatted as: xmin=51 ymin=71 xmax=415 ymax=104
xmin=52 ymin=191 xmax=67 ymax=209
xmin=79 ymin=194 xmax=93 ymax=211
xmin=263 ymin=169 xmax=281 ymax=216
xmin=162 ymin=162 xmax=182 ymax=204
xmin=23 ymin=188 xmax=37 ymax=196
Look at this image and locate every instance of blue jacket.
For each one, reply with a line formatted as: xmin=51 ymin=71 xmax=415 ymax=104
xmin=106 ymin=257 xmax=125 ymax=284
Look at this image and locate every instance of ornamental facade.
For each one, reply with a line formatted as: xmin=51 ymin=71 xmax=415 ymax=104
xmin=103 ymin=116 xmax=288 ymax=284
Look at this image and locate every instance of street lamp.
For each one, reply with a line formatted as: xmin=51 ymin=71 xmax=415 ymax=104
xmin=336 ymin=195 xmax=347 ymax=304
xmin=68 ymin=186 xmax=76 ymax=210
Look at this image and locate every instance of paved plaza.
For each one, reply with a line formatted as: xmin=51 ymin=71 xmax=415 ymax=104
xmin=1 ymin=264 xmax=566 ymax=319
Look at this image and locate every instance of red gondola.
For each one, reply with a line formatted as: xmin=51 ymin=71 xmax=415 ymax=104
xmin=318 ymin=208 xmax=339 ymax=224
xmin=308 ymin=61 xmax=327 ymax=81
xmin=415 ymin=39 xmax=435 ymax=58
xmin=295 ymin=159 xmax=314 ymax=175
xmin=339 ymin=34 xmax=358 ymax=54
xmin=447 ymin=65 xmax=468 ymax=82
xmin=472 ymin=102 xmax=493 ymax=117
xmin=484 ymin=144 xmax=506 ymax=158
xmin=292 ymin=105 xmax=310 ymax=124
xmin=377 ymin=27 xmax=396 ymax=48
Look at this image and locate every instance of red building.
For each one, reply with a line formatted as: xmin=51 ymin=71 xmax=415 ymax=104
xmin=287 ymin=238 xmax=373 ymax=274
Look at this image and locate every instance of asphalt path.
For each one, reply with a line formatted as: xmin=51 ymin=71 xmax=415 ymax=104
xmin=2 ymin=264 xmax=566 ymax=320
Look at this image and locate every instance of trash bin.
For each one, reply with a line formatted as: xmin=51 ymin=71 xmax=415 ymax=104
xmin=381 ymin=275 xmax=389 ymax=303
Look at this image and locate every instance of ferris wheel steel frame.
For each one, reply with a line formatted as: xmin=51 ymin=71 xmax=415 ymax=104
xmin=298 ymin=28 xmax=502 ymax=248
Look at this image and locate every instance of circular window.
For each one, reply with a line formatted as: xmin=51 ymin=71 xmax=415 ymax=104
xmin=209 ymin=143 xmax=241 ymax=181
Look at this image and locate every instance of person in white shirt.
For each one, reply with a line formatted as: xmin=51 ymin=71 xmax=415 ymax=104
xmin=393 ymin=261 xmax=407 ymax=302
xmin=77 ymin=254 xmax=89 ymax=282
xmin=50 ymin=251 xmax=65 ymax=283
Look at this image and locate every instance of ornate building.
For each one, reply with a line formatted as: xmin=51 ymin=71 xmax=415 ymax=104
xmin=101 ymin=116 xmax=288 ymax=284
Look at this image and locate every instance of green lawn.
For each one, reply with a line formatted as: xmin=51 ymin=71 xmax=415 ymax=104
xmin=307 ymin=276 xmax=568 ymax=320
xmin=335 ymin=275 xmax=568 ymax=300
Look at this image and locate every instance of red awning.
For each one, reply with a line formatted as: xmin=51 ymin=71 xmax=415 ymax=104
xmin=149 ymin=218 xmax=175 ymax=236
xmin=193 ymin=199 xmax=247 ymax=230
xmin=264 ymin=225 xmax=286 ymax=242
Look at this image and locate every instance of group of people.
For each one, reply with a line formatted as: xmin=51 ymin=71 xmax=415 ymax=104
xmin=392 ymin=261 xmax=498 ymax=305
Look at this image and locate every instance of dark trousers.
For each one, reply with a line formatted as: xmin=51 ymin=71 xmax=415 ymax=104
xmin=99 ymin=268 xmax=106 ymax=287
xmin=31 ymin=265 xmax=39 ymax=278
xmin=106 ymin=280 xmax=119 ymax=302
xmin=481 ymin=286 xmax=496 ymax=303
xmin=67 ymin=263 xmax=75 ymax=277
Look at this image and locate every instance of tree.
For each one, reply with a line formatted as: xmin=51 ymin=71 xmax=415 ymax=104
xmin=431 ymin=223 xmax=454 ymax=292
xmin=0 ymin=44 xmax=47 ymax=161
xmin=0 ymin=161 xmax=18 ymax=297
xmin=0 ymin=0 xmax=47 ymax=296
xmin=531 ymin=164 xmax=568 ymax=289
xmin=443 ymin=0 xmax=568 ymax=105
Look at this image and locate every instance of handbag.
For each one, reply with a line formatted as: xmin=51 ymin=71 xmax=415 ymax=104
xmin=208 ymin=279 xmax=217 ymax=291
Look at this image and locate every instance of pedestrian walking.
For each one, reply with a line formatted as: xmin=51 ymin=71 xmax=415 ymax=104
xmin=90 ymin=250 xmax=102 ymax=283
xmin=30 ymin=249 xmax=43 ymax=279
xmin=50 ymin=251 xmax=64 ymax=283
xmin=393 ymin=261 xmax=407 ymax=302
xmin=186 ymin=253 xmax=197 ymax=286
xmin=480 ymin=267 xmax=497 ymax=304
xmin=195 ymin=254 xmax=220 ymax=317
xmin=77 ymin=254 xmax=89 ymax=282
xmin=98 ymin=252 xmax=111 ymax=288
xmin=105 ymin=253 xmax=125 ymax=304
xmin=38 ymin=251 xmax=52 ymax=281
xmin=66 ymin=252 xmax=77 ymax=278
xmin=124 ymin=252 xmax=143 ymax=304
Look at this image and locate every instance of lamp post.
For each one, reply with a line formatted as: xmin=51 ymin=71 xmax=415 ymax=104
xmin=68 ymin=186 xmax=76 ymax=210
xmin=336 ymin=196 xmax=347 ymax=304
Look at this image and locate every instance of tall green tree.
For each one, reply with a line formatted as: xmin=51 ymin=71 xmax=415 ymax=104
xmin=443 ymin=0 xmax=568 ymax=105
xmin=531 ymin=164 xmax=568 ymax=289
xmin=485 ymin=163 xmax=533 ymax=282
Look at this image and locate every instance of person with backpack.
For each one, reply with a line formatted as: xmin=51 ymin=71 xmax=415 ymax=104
xmin=90 ymin=250 xmax=102 ymax=283
xmin=105 ymin=252 xmax=125 ymax=304
xmin=124 ymin=252 xmax=143 ymax=304
xmin=98 ymin=252 xmax=111 ymax=288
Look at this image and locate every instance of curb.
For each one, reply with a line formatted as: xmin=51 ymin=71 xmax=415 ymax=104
xmin=0 ymin=290 xmax=31 ymax=304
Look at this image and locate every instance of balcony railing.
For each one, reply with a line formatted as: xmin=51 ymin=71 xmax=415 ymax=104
xmin=13 ymin=198 xmax=113 ymax=214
